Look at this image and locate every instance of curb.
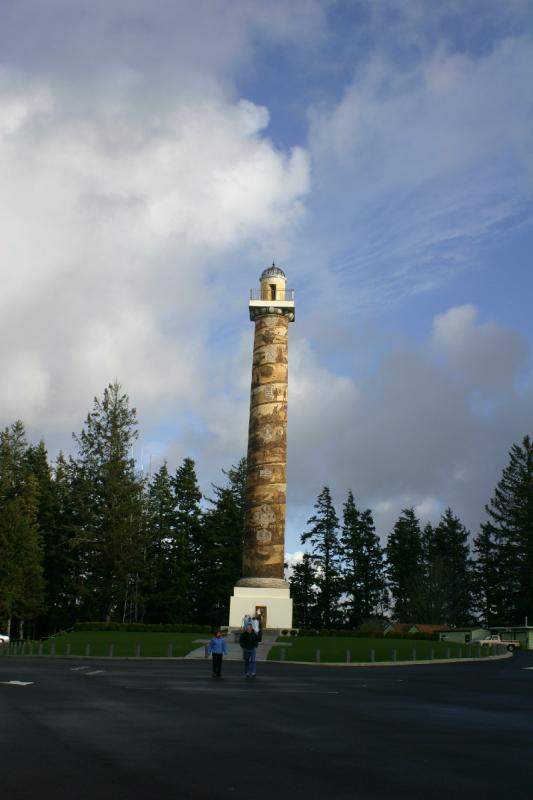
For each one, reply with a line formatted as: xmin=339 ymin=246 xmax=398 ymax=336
xmin=1 ymin=655 xmax=193 ymax=661
xmin=2 ymin=652 xmax=513 ymax=666
xmin=265 ymin=651 xmax=513 ymax=667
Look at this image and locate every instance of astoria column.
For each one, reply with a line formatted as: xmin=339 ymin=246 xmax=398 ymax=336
xmin=229 ymin=265 xmax=295 ymax=629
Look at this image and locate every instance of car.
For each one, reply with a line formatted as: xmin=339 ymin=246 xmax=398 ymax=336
xmin=0 ymin=633 xmax=10 ymax=645
xmin=476 ymin=634 xmax=520 ymax=652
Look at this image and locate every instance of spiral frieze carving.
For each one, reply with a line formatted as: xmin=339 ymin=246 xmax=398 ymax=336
xmin=243 ymin=312 xmax=290 ymax=581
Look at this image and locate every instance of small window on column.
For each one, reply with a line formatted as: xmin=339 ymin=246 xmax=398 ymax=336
xmin=270 ymin=284 xmax=276 ymax=300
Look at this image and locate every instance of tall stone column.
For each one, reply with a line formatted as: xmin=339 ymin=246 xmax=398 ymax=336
xmin=228 ymin=265 xmax=295 ymax=630
xmin=241 ymin=312 xmax=289 ymax=584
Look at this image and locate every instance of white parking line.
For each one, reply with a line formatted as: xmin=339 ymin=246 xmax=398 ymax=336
xmin=132 ymin=686 xmax=339 ymax=694
xmin=85 ymin=670 xmax=105 ymax=676
xmin=70 ymin=666 xmax=90 ymax=671
xmin=0 ymin=681 xmax=34 ymax=686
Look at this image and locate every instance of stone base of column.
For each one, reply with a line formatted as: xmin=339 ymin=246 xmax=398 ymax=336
xmin=229 ymin=585 xmax=293 ymax=630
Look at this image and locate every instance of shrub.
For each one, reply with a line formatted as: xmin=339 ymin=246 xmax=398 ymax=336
xmin=74 ymin=622 xmax=212 ymax=634
xmin=293 ymin=627 xmax=439 ymax=641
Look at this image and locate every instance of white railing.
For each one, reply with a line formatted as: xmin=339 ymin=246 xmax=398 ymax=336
xmin=249 ymin=289 xmax=295 ymax=301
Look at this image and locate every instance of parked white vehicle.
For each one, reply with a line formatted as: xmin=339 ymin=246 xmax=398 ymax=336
xmin=0 ymin=633 xmax=9 ymax=645
xmin=476 ymin=634 xmax=520 ymax=652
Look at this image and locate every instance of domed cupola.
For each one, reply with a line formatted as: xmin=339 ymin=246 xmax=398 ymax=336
xmin=249 ymin=262 xmax=295 ymax=320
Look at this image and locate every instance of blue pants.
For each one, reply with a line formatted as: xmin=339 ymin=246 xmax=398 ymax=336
xmin=243 ymin=648 xmax=256 ymax=675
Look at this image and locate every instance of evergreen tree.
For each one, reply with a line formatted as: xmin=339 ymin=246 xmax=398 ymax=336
xmin=410 ymin=523 xmax=448 ymax=624
xmin=386 ymin=508 xmax=423 ymax=621
xmin=301 ymin=487 xmax=342 ymax=628
xmin=14 ymin=474 xmax=46 ymax=638
xmin=411 ymin=513 xmax=472 ymax=625
xmin=289 ymin=553 xmax=317 ymax=628
xmin=220 ymin=458 xmax=247 ymax=524
xmin=26 ymin=444 xmax=77 ymax=635
xmin=70 ymin=382 xmax=145 ymax=621
xmin=433 ymin=508 xmax=472 ymax=625
xmin=0 ymin=420 xmax=28 ymax=492
xmin=145 ymin=458 xmax=203 ymax=623
xmin=144 ymin=463 xmax=178 ymax=622
xmin=340 ymin=492 xmax=363 ymax=625
xmin=0 ymin=422 xmax=45 ymax=637
xmin=472 ymin=524 xmax=499 ymax=624
xmin=474 ymin=436 xmax=533 ymax=624
xmin=340 ymin=491 xmax=386 ymax=627
xmin=172 ymin=457 xmax=202 ymax=621
xmin=197 ymin=458 xmax=247 ymax=625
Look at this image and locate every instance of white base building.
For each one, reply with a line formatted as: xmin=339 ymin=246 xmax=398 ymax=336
xmin=228 ymin=584 xmax=293 ymax=630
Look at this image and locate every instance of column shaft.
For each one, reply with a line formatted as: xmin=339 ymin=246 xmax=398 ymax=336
xmin=242 ymin=312 xmax=289 ymax=581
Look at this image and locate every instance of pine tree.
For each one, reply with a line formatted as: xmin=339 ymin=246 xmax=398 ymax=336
xmin=197 ymin=458 xmax=246 ymax=625
xmin=172 ymin=457 xmax=202 ymax=621
xmin=340 ymin=492 xmax=363 ymax=625
xmin=26 ymin=443 xmax=76 ymax=635
xmin=301 ymin=487 xmax=342 ymax=628
xmin=289 ymin=553 xmax=317 ymax=628
xmin=14 ymin=474 xmax=46 ymax=638
xmin=386 ymin=508 xmax=423 ymax=621
xmin=0 ymin=420 xmax=28 ymax=493
xmin=474 ymin=436 xmax=533 ymax=624
xmin=340 ymin=491 xmax=386 ymax=627
xmin=0 ymin=423 xmax=26 ymax=634
xmin=70 ymin=382 xmax=145 ymax=621
xmin=0 ymin=422 xmax=45 ymax=637
xmin=144 ymin=463 xmax=178 ymax=622
xmin=410 ymin=523 xmax=448 ymax=624
xmin=411 ymin=512 xmax=472 ymax=625
xmin=146 ymin=458 xmax=203 ymax=623
xmin=433 ymin=508 xmax=472 ymax=626
xmin=472 ymin=524 xmax=499 ymax=624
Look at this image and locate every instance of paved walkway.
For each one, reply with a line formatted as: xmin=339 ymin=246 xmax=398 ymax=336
xmin=185 ymin=632 xmax=283 ymax=661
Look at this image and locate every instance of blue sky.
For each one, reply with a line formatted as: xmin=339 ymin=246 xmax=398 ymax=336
xmin=1 ymin=0 xmax=532 ymax=557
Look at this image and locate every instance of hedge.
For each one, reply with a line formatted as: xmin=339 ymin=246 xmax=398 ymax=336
xmin=74 ymin=622 xmax=212 ymax=633
xmin=296 ymin=628 xmax=440 ymax=640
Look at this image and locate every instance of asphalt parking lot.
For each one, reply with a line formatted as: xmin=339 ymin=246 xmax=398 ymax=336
xmin=1 ymin=651 xmax=533 ymax=800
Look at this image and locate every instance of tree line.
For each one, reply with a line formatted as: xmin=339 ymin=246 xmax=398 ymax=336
xmin=291 ymin=492 xmax=471 ymax=629
xmin=291 ymin=438 xmax=533 ymax=629
xmin=1 ymin=381 xmax=533 ymax=636
xmin=0 ymin=383 xmax=245 ymax=637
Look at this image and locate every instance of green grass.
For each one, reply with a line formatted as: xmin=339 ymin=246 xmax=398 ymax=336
xmin=12 ymin=631 xmax=208 ymax=658
xmin=268 ymin=636 xmax=492 ymax=663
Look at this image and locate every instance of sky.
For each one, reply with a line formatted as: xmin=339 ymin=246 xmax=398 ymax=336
xmin=1 ymin=0 xmax=533 ymax=559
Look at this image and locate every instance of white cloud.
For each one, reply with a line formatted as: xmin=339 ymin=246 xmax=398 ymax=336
xmin=1 ymin=0 xmax=533 ymax=562
xmin=285 ymin=551 xmax=305 ymax=566
xmin=430 ymin=305 xmax=527 ymax=392
xmin=283 ymin=304 xmax=532 ymax=545
xmin=0 ymin=71 xmax=310 ymax=435
xmin=284 ymin=550 xmax=305 ymax=580
xmin=306 ymin=35 xmax=533 ymax=307
xmin=0 ymin=352 xmax=50 ymax=422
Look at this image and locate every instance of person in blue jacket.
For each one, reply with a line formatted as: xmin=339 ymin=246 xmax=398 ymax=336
xmin=207 ymin=630 xmax=228 ymax=677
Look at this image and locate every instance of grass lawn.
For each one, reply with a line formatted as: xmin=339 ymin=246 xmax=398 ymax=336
xmin=17 ymin=631 xmax=208 ymax=658
xmin=268 ymin=636 xmax=492 ymax=663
